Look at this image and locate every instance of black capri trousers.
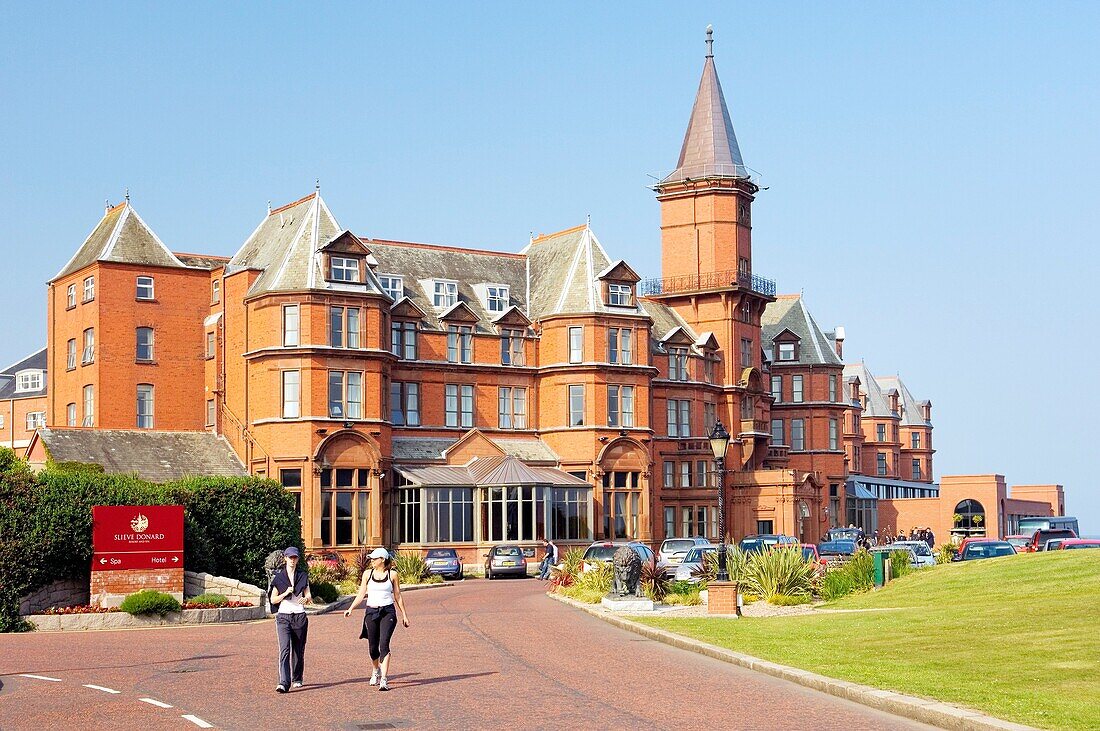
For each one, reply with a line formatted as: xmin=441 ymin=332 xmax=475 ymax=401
xmin=360 ymin=604 xmax=398 ymax=660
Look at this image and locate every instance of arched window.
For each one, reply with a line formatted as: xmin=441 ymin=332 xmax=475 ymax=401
xmin=953 ymin=499 xmax=986 ymax=531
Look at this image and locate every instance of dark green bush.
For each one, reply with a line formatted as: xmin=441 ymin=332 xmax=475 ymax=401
xmin=0 ymin=463 xmax=301 ymax=632
xmin=310 ymin=581 xmax=339 ymax=604
xmin=188 ymin=593 xmax=229 ymax=607
xmin=119 ymin=590 xmax=182 ymax=616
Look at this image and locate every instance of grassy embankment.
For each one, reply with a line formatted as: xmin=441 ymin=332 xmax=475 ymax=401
xmin=636 ymin=551 xmax=1099 ymax=730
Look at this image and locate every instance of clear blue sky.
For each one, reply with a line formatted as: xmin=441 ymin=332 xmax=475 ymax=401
xmin=2 ymin=3 xmax=1097 ymax=531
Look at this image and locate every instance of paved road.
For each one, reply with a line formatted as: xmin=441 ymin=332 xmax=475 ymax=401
xmin=0 ymin=579 xmax=933 ymax=730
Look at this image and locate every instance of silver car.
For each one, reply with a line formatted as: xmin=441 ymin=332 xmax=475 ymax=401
xmin=891 ymin=541 xmax=937 ymax=568
xmin=659 ymin=537 xmax=711 ymax=566
xmin=670 ymin=545 xmax=717 ymax=582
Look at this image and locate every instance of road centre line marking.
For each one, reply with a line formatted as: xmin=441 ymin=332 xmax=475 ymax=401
xmin=18 ymin=674 xmax=62 ymax=682
xmin=83 ymin=684 xmax=121 ymax=694
xmin=139 ymin=697 xmax=173 ymax=708
xmin=182 ymin=714 xmax=214 ymax=728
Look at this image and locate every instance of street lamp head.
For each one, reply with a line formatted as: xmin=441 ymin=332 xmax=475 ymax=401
xmin=709 ymin=420 xmax=731 ymax=460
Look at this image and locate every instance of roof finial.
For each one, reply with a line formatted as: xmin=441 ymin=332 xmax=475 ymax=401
xmin=104 ymin=198 xmax=110 ymax=215
xmin=705 ymin=24 xmax=714 ymax=58
xmin=124 ymin=187 xmax=130 ymax=203
xmin=586 ymin=213 xmax=591 ymax=228
xmin=315 ymin=178 xmax=320 ymax=193
xmin=267 ymin=200 xmax=272 ymax=215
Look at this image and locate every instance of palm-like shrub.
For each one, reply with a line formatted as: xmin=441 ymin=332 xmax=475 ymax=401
xmin=393 ymin=551 xmax=430 ymax=584
xmin=693 ymin=546 xmax=747 ymax=587
xmin=351 ymin=547 xmax=372 ymax=579
xmin=740 ymin=546 xmax=815 ymax=600
xmin=560 ymin=547 xmax=584 ymax=578
xmin=640 ymin=561 xmax=670 ymax=602
xmin=889 ymin=550 xmax=915 ymax=579
xmin=820 ymin=549 xmax=875 ymax=601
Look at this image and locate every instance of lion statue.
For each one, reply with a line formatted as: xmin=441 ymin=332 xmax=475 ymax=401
xmin=611 ymin=546 xmax=643 ymax=597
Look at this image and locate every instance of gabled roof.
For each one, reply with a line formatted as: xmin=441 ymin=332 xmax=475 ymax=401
xmin=0 ymin=347 xmax=48 ymax=400
xmin=396 ymin=454 xmax=587 ymax=489
xmin=664 ymin=30 xmax=747 ymax=182
xmin=28 ymin=428 xmax=247 ymax=483
xmin=525 ymin=224 xmax=646 ymax=319
xmin=367 ymin=239 xmax=526 ymax=332
xmin=391 ymin=436 xmax=559 ymax=463
xmin=761 ymin=295 xmax=843 ymax=366
xmin=437 ymin=300 xmax=480 ymax=323
xmin=843 ymin=363 xmax=896 ymax=418
xmin=226 ymin=193 xmax=384 ymax=298
xmin=54 ymin=201 xmax=194 ymax=281
xmin=597 ymin=259 xmax=641 ymax=283
xmin=876 ymin=375 xmax=932 ymax=427
xmin=639 ymin=298 xmax=699 ymax=351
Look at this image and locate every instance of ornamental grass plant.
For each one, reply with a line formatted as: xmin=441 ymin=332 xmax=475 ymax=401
xmin=740 ymin=547 xmax=815 ymax=600
xmin=820 ymin=550 xmax=874 ymax=601
xmin=393 ymin=551 xmax=430 ymax=584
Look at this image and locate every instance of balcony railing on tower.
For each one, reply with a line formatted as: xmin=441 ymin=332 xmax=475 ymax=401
xmin=640 ymin=269 xmax=776 ymax=298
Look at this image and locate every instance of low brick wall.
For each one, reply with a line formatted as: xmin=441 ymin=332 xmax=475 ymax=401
xmin=26 ymin=605 xmax=265 ymax=632
xmin=19 ymin=577 xmax=90 ymax=615
xmin=91 ymin=568 xmax=184 ymax=607
xmin=184 ymin=571 xmax=264 ymax=605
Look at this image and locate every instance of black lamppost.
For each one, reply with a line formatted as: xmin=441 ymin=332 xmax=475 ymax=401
xmin=709 ymin=420 xmax=731 ymax=582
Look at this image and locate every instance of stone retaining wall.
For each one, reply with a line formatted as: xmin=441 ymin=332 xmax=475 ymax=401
xmin=19 ymin=577 xmax=90 ymax=615
xmin=26 ymin=605 xmax=265 ymax=632
xmin=184 ymin=571 xmax=264 ymax=605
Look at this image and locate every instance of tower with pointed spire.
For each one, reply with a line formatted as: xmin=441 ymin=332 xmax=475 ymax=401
xmin=655 ymin=25 xmax=758 ymax=286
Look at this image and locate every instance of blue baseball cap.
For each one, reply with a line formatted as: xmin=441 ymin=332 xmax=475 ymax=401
xmin=283 ymin=546 xmax=300 ymax=558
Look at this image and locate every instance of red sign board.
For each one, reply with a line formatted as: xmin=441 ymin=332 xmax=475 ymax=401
xmin=91 ymin=505 xmax=184 ymax=572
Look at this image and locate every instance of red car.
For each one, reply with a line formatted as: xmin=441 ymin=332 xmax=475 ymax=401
xmin=954 ymin=537 xmax=1000 ymax=559
xmin=1059 ymin=539 xmax=1100 ymax=550
xmin=1004 ymin=534 xmax=1032 ymax=552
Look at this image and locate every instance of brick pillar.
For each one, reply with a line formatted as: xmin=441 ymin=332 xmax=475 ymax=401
xmin=707 ymin=581 xmax=739 ymax=616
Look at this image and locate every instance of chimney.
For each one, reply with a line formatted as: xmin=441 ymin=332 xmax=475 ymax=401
xmin=920 ymin=400 xmax=932 ymax=422
xmin=887 ymin=389 xmax=900 ymax=415
xmin=834 ymin=326 xmax=845 ymax=358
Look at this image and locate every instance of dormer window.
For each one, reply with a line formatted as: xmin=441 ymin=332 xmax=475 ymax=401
xmin=486 ymin=285 xmax=509 ymax=313
xmin=380 ymin=275 xmax=404 ymax=301
xmin=433 ymin=280 xmax=458 ymax=309
xmin=608 ymin=283 xmax=633 ymax=307
xmin=330 ymin=256 xmax=361 ymax=283
xmin=136 ymin=276 xmax=155 ymax=300
xmin=15 ymin=370 xmax=43 ymax=392
xmin=777 ymin=342 xmax=796 ymax=361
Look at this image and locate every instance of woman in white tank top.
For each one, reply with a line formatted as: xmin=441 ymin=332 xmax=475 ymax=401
xmin=344 ymin=547 xmax=410 ymax=691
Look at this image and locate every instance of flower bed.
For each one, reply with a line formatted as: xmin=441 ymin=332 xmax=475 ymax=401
xmin=41 ymin=605 xmax=118 ymax=615
xmin=182 ymin=599 xmax=255 ymax=610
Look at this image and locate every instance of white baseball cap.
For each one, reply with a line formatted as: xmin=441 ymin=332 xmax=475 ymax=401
xmin=368 ymin=548 xmax=390 ymax=560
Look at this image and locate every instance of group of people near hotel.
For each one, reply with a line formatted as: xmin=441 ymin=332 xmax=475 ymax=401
xmin=268 ymin=546 xmax=411 ymax=694
xmin=858 ymin=526 xmax=936 ymax=549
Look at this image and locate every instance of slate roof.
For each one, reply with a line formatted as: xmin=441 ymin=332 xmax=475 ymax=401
xmin=175 ymin=252 xmax=230 ymax=270
xmin=761 ymin=295 xmax=843 ymax=366
xmin=368 ymin=239 xmax=527 ymax=332
xmin=396 ymin=455 xmax=587 ymax=488
xmin=843 ymin=363 xmax=895 ymax=418
xmin=33 ymin=428 xmax=247 ymax=483
xmin=876 ymin=376 xmax=932 ymax=427
xmin=390 ymin=436 xmax=559 ymax=463
xmin=225 ymin=193 xmax=383 ymax=299
xmin=0 ymin=347 xmax=47 ymax=400
xmin=54 ymin=202 xmax=199 ymax=281
xmin=664 ymin=34 xmax=748 ymax=182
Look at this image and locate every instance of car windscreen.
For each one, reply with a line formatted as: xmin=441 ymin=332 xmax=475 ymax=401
xmin=966 ymin=543 xmax=1013 ymax=558
xmin=819 ymin=541 xmax=856 ymax=554
xmin=740 ymin=538 xmax=781 ymax=553
xmin=583 ymin=545 xmax=619 ymax=562
xmin=427 ymin=549 xmax=457 ymax=558
xmin=1065 ymin=544 xmax=1100 ymax=550
xmin=493 ymin=547 xmax=521 ymax=557
xmin=1005 ymin=537 xmax=1029 ymax=547
xmin=662 ymin=539 xmax=696 ymax=553
xmin=897 ymin=542 xmax=931 ymax=556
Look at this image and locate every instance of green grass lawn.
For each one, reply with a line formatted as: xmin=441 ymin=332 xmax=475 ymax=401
xmin=636 ymin=551 xmax=1100 ymax=730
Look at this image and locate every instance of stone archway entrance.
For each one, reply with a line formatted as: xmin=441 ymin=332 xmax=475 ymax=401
xmin=312 ymin=431 xmax=383 ymax=550
xmin=597 ymin=438 xmax=650 ymax=541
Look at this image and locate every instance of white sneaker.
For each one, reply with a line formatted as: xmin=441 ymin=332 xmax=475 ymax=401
xmin=378 ymin=676 xmax=389 ymax=691
xmin=369 ymin=669 xmax=379 ymax=686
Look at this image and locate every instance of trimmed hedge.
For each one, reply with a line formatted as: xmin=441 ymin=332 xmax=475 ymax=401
xmin=0 ymin=448 xmax=301 ymax=632
xmin=120 ymin=589 xmax=182 ymax=616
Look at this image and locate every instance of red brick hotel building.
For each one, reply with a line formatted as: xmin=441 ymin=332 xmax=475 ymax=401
xmin=14 ymin=32 xmax=1063 ymax=560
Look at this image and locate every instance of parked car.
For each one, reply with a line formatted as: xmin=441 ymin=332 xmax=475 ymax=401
xmin=891 ymin=540 xmax=937 ymax=568
xmin=581 ymin=541 xmax=656 ymax=573
xmin=1060 ymin=539 xmax=1100 ymax=550
xmin=659 ymin=537 xmax=711 ymax=565
xmin=799 ymin=543 xmax=823 ymax=564
xmin=959 ymin=541 xmax=1017 ymax=561
xmin=1004 ymin=534 xmax=1032 ymax=552
xmin=484 ymin=545 xmax=527 ymax=579
xmin=738 ymin=534 xmax=797 ymax=555
xmin=825 ymin=527 xmax=864 ymax=542
xmin=817 ymin=539 xmax=858 ymax=562
xmin=1028 ymin=529 xmax=1077 ymax=552
xmin=954 ymin=537 xmax=1001 ymax=558
xmin=425 ymin=547 xmax=463 ymax=580
xmin=670 ymin=545 xmax=718 ymax=582
xmin=1044 ymin=538 xmax=1070 ymax=552
xmin=871 ymin=544 xmax=919 ymax=568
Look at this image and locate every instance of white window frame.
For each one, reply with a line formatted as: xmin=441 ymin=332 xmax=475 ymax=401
xmin=771 ymin=418 xmax=785 ymax=445
xmin=486 ymin=285 xmax=509 ymax=313
xmin=444 ymin=384 xmax=474 ymax=428
xmin=206 ymin=398 xmax=216 ymax=427
xmin=15 ymin=370 xmax=42 ymax=392
xmin=792 ymin=375 xmax=804 ymax=403
xmin=136 ymin=384 xmax=154 ymax=429
xmin=81 ymin=328 xmax=95 ymax=364
xmin=25 ymin=411 xmax=45 ymax=430
xmin=330 ymin=256 xmax=360 ymax=283
xmin=282 ymin=370 xmax=300 ymax=419
xmin=282 ymin=304 xmax=299 ymax=347
xmin=136 ymin=327 xmax=154 ymax=361
xmin=778 ymin=342 xmax=795 ymax=361
xmin=771 ymin=375 xmax=782 ymax=402
xmin=667 ymin=399 xmax=690 ymax=437
xmin=829 ymin=418 xmax=839 ymax=450
xmin=136 ymin=275 xmax=155 ymax=300
xmin=568 ymin=385 xmax=585 ymax=426
xmin=66 ymin=403 xmax=77 ymax=427
xmin=791 ymin=418 xmax=805 ymax=451
xmin=498 ymin=386 xmax=527 ymax=429
xmin=82 ymin=385 xmax=94 ymax=426
xmin=447 ymin=325 xmax=473 ymax=364
xmin=211 ymin=279 xmax=221 ymax=303
xmin=608 ymin=327 xmax=633 ymax=365
xmin=433 ymin=280 xmax=458 ymax=309
xmin=568 ymin=326 xmax=583 ymax=363
xmin=83 ymin=276 xmax=95 ymax=302
xmin=608 ymin=283 xmax=632 ymax=307
xmin=379 ymin=275 xmax=404 ymax=301
xmin=391 ymin=320 xmax=417 ymax=360
xmin=66 ymin=284 xmax=75 ymax=308
xmin=669 ymin=347 xmax=689 ymax=381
